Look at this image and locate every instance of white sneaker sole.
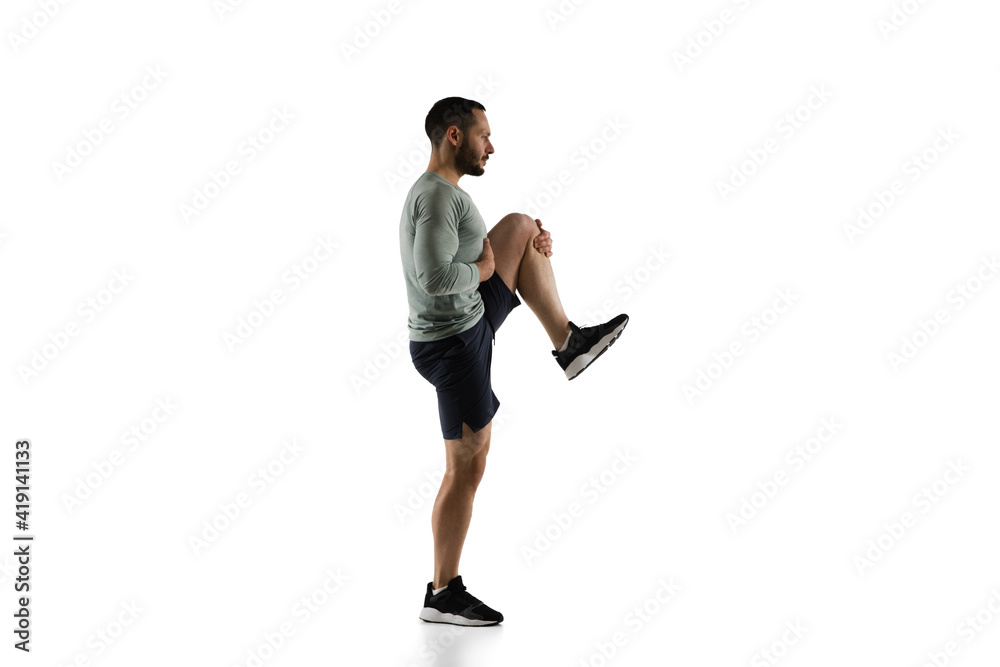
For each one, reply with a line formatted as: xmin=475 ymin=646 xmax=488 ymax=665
xmin=564 ymin=318 xmax=628 ymax=380
xmin=418 ymin=607 xmax=499 ymax=626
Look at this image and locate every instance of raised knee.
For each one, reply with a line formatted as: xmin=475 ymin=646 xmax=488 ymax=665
xmin=501 ymin=212 xmax=538 ymax=238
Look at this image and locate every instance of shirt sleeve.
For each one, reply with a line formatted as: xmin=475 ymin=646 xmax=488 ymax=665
xmin=412 ymin=186 xmax=481 ymax=296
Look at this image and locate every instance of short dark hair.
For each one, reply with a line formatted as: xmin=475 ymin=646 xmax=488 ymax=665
xmin=425 ymin=97 xmax=486 ymax=149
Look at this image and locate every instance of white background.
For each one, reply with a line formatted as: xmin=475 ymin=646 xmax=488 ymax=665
xmin=2 ymin=0 xmax=999 ymax=665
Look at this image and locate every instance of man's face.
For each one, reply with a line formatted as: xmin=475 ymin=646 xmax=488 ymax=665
xmin=454 ymin=109 xmax=494 ymax=177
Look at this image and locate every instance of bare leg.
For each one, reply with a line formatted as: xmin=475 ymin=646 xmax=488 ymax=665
xmin=432 ymin=420 xmax=491 ymax=590
xmin=487 ymin=213 xmax=571 ymax=349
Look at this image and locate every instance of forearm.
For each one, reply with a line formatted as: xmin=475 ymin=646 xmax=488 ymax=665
xmin=473 ymin=259 xmax=490 ymax=283
xmin=418 ymin=261 xmax=480 ymax=295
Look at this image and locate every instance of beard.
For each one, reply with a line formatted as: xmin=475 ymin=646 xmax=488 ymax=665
xmin=454 ymin=140 xmax=486 ymax=177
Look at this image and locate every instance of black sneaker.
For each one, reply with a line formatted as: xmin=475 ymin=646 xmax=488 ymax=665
xmin=418 ymin=575 xmax=503 ymax=626
xmin=552 ymin=314 xmax=629 ymax=380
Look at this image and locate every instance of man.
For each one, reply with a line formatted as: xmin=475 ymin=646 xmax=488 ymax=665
xmin=399 ymin=97 xmax=629 ymax=626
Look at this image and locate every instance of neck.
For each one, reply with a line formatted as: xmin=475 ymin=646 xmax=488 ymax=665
xmin=427 ymin=153 xmax=461 ymax=187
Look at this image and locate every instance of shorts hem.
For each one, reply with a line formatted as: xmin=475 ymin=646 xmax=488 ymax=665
xmin=442 ymin=400 xmax=499 ymax=441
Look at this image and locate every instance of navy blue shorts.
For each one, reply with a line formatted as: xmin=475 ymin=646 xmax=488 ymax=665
xmin=409 ymin=271 xmax=521 ymax=440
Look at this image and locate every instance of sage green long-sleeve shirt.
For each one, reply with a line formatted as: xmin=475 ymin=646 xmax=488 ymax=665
xmin=399 ymin=171 xmax=487 ymax=342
